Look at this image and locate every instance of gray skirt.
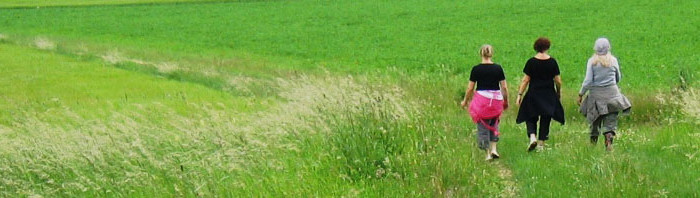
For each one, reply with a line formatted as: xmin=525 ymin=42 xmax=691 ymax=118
xmin=580 ymin=85 xmax=632 ymax=123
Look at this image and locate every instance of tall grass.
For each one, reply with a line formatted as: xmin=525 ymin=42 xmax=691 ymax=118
xmin=2 ymin=41 xmax=699 ymax=196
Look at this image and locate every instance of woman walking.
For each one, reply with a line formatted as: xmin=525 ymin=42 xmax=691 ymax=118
xmin=461 ymin=44 xmax=509 ymax=161
xmin=578 ymin=38 xmax=631 ymax=151
xmin=516 ymin=37 xmax=565 ymax=151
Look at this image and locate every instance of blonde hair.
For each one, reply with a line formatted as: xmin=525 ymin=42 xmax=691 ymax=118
xmin=479 ymin=44 xmax=493 ymax=58
xmin=591 ymin=53 xmax=614 ymax=67
xmin=592 ymin=38 xmax=613 ymax=67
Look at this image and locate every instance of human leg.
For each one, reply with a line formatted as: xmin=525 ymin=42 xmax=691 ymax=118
xmin=477 ymin=119 xmax=498 ymax=160
xmin=590 ymin=116 xmax=603 ymax=144
xmin=601 ymin=112 xmax=619 ymax=135
xmin=538 ymin=115 xmax=552 ymax=141
xmin=526 ymin=116 xmax=538 ymax=138
xmin=476 ymin=121 xmax=490 ymax=151
xmin=526 ymin=116 xmax=539 ymax=151
xmin=601 ymin=112 xmax=620 ymax=151
xmin=486 ymin=119 xmax=500 ymax=158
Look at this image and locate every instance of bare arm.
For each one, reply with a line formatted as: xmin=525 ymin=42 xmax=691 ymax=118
xmin=500 ymin=80 xmax=509 ymax=110
xmin=516 ymin=75 xmax=530 ymax=106
xmin=460 ymin=81 xmax=476 ymax=108
xmin=517 ymin=75 xmax=530 ymax=95
xmin=554 ymin=75 xmax=562 ymax=99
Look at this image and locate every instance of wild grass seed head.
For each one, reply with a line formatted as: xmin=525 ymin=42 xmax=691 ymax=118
xmin=34 ymin=37 xmax=56 ymax=50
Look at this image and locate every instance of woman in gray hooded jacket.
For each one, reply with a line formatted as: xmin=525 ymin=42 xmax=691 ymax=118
xmin=577 ymin=38 xmax=632 ymax=151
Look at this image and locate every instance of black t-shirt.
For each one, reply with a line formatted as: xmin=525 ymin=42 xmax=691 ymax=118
xmin=523 ymin=57 xmax=560 ymax=90
xmin=469 ymin=64 xmax=506 ymax=90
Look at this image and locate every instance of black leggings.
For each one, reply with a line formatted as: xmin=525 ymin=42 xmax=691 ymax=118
xmin=526 ymin=115 xmax=552 ymax=141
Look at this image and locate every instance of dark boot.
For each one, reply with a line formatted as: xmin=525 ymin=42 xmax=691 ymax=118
xmin=590 ymin=136 xmax=599 ymax=144
xmin=604 ymin=132 xmax=614 ymax=151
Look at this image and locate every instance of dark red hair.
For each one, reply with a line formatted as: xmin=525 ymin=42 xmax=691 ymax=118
xmin=534 ymin=37 xmax=551 ymax=53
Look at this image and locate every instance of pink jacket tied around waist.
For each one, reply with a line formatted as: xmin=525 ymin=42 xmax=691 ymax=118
xmin=469 ymin=90 xmax=504 ymax=135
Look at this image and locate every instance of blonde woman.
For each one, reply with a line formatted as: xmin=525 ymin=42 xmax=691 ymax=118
xmin=578 ymin=38 xmax=631 ymax=151
xmin=461 ymin=44 xmax=509 ymax=161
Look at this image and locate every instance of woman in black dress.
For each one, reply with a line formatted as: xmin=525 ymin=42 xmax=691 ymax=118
xmin=516 ymin=37 xmax=565 ymax=151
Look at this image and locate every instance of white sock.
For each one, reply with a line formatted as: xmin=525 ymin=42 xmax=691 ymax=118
xmin=490 ymin=142 xmax=498 ymax=154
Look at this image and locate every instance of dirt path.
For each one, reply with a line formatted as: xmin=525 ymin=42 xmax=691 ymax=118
xmin=494 ymin=161 xmax=519 ymax=198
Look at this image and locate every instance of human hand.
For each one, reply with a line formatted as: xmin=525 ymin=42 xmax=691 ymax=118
xmin=577 ymin=95 xmax=583 ymax=106
xmin=516 ymin=95 xmax=522 ymax=107
xmin=460 ymin=100 xmax=468 ymax=109
xmin=503 ymin=102 xmax=509 ymax=110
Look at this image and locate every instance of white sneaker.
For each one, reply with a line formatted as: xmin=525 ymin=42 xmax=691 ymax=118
xmin=527 ymin=134 xmax=537 ymax=152
xmin=490 ymin=142 xmax=500 ymax=159
xmin=491 ymin=151 xmax=500 ymax=159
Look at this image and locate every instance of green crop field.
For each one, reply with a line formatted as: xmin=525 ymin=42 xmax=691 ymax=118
xmin=0 ymin=0 xmax=237 ymax=8
xmin=0 ymin=0 xmax=698 ymax=197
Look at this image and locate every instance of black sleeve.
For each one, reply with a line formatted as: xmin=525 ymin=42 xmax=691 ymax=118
xmin=552 ymin=59 xmax=561 ymax=75
xmin=469 ymin=66 xmax=477 ymax=82
xmin=498 ymin=65 xmax=506 ymax=81
xmin=523 ymin=60 xmax=532 ymax=76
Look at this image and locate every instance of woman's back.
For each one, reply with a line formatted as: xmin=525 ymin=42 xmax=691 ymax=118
xmin=524 ymin=57 xmax=560 ymax=90
xmin=470 ymin=64 xmax=505 ymax=90
xmin=585 ymin=57 xmax=620 ymax=88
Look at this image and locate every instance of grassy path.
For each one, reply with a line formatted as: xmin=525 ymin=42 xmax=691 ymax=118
xmin=494 ymin=161 xmax=519 ymax=197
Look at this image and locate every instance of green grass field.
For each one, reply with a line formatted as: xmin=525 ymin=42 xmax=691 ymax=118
xmin=0 ymin=0 xmax=238 ymax=8
xmin=0 ymin=0 xmax=698 ymax=197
